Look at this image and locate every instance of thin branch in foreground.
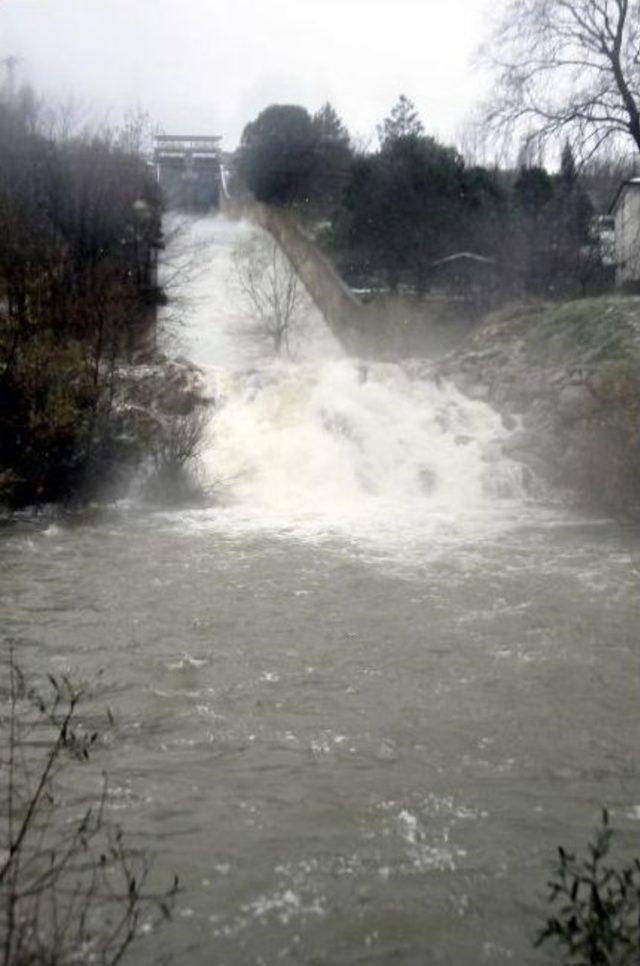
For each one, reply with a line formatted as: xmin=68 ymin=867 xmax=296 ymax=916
xmin=0 ymin=646 xmax=180 ymax=966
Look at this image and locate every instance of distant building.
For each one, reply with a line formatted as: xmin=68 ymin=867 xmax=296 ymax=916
xmin=431 ymin=252 xmax=500 ymax=308
xmin=154 ymin=135 xmax=222 ymax=210
xmin=610 ymin=178 xmax=640 ymax=286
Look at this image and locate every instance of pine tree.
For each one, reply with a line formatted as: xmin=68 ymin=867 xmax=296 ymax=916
xmin=377 ymin=95 xmax=424 ymax=147
xmin=560 ymin=140 xmax=577 ymax=189
xmin=312 ymin=102 xmax=350 ymax=146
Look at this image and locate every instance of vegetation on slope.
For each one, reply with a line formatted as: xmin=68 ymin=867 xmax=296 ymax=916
xmin=0 ymin=91 xmax=163 ymax=510
xmin=438 ymin=296 xmax=640 ymax=511
xmin=235 ymin=97 xmax=607 ymax=307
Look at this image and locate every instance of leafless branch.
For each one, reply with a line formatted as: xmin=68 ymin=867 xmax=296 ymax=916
xmin=0 ymin=646 xmax=179 ymax=966
xmin=480 ymin=0 xmax=640 ymax=159
xmin=230 ymin=232 xmax=309 ymax=359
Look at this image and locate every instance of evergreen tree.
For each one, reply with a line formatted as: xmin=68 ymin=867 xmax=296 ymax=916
xmin=560 ymin=140 xmax=577 ymax=188
xmin=514 ymin=165 xmax=554 ymax=211
xmin=312 ymin=102 xmax=350 ymax=146
xmin=238 ymin=104 xmax=316 ymax=205
xmin=333 ymin=134 xmax=466 ymax=291
xmin=377 ymin=95 xmax=424 ymax=147
xmin=237 ymin=103 xmax=352 ymax=214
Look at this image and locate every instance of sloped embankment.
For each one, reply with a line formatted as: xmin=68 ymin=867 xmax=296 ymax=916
xmin=435 ymin=298 xmax=640 ymax=512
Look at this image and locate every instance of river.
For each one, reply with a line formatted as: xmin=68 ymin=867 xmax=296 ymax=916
xmin=2 ymin=214 xmax=639 ymax=965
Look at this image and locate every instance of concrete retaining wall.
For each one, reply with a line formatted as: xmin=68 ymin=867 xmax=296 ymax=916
xmin=250 ymin=203 xmax=368 ymax=353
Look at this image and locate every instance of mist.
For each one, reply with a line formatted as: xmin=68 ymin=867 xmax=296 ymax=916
xmin=0 ymin=0 xmax=494 ymax=148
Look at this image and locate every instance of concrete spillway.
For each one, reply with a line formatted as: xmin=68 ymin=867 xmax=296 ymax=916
xmin=250 ymin=202 xmax=368 ymax=353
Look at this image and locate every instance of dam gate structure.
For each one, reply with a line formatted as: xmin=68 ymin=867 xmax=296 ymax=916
xmin=154 ymin=135 xmax=222 ymax=210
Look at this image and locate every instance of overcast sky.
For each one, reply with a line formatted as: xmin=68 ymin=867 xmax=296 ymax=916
xmin=0 ymin=0 xmax=499 ymax=150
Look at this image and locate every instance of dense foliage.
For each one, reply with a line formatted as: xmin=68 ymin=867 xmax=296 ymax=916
xmin=236 ymin=96 xmax=602 ymax=304
xmin=236 ymin=102 xmax=352 ymax=212
xmin=0 ymin=91 xmax=163 ymax=509
xmin=325 ymin=100 xmax=597 ymax=299
xmin=329 ymin=133 xmax=470 ymax=292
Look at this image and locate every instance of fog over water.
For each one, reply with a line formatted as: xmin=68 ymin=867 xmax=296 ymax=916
xmin=3 ymin=215 xmax=639 ymax=964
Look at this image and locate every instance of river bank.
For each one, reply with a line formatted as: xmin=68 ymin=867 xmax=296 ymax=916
xmin=430 ymin=297 xmax=640 ymax=514
xmin=252 ymin=201 xmax=640 ymax=515
xmin=3 ymin=213 xmax=640 ymax=966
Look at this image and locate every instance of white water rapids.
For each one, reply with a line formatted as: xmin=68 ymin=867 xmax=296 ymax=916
xmin=159 ymin=214 xmax=528 ymax=546
xmin=4 ymin=212 xmax=640 ymax=966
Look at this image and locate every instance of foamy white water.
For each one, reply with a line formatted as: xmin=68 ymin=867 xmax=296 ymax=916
xmin=5 ymin=217 xmax=640 ymax=966
xmin=201 ymin=359 xmax=525 ymax=534
xmin=160 ymin=214 xmax=529 ymax=546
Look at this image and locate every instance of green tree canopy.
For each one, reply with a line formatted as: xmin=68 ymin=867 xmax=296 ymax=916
xmin=377 ymin=95 xmax=424 ymax=147
xmin=238 ymin=104 xmax=316 ymax=205
xmin=334 ymin=133 xmax=466 ymax=290
xmin=513 ymin=165 xmax=554 ymax=212
xmin=0 ymin=92 xmax=163 ymax=507
xmin=312 ymin=102 xmax=350 ymax=145
xmin=237 ymin=102 xmax=352 ymax=210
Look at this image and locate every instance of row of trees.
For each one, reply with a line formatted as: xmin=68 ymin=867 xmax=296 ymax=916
xmin=235 ymin=0 xmax=640 ymax=308
xmin=0 ymin=89 xmax=163 ymax=508
xmin=236 ymin=96 xmax=602 ymax=303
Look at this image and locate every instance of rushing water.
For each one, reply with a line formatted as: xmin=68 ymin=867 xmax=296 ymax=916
xmin=2 ymin=215 xmax=640 ymax=965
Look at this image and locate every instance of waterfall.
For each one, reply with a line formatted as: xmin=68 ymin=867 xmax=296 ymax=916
xmin=201 ymin=360 xmax=524 ymax=513
xmin=159 ymin=214 xmax=528 ymax=540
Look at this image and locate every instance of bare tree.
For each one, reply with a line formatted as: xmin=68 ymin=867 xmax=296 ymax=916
xmin=231 ymin=233 xmax=309 ymax=358
xmin=116 ymin=107 xmax=161 ymax=158
xmin=149 ymin=407 xmax=208 ymax=488
xmin=482 ymin=0 xmax=640 ymax=160
xmin=582 ymin=142 xmax=640 ymax=207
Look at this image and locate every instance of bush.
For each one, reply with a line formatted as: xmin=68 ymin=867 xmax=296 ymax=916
xmin=144 ymin=406 xmax=209 ymax=504
xmin=537 ymin=809 xmax=640 ymax=965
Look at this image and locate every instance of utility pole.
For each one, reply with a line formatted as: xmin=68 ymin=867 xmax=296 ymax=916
xmin=1 ymin=56 xmax=22 ymax=100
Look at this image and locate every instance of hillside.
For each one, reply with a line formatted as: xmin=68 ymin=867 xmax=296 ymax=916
xmin=434 ymin=297 xmax=640 ymax=512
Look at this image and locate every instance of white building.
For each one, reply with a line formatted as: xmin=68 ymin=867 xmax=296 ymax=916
xmin=611 ymin=178 xmax=640 ymax=286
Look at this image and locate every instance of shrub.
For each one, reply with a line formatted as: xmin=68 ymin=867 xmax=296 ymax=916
xmin=144 ymin=406 xmax=209 ymax=504
xmin=536 ymin=809 xmax=640 ymax=965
